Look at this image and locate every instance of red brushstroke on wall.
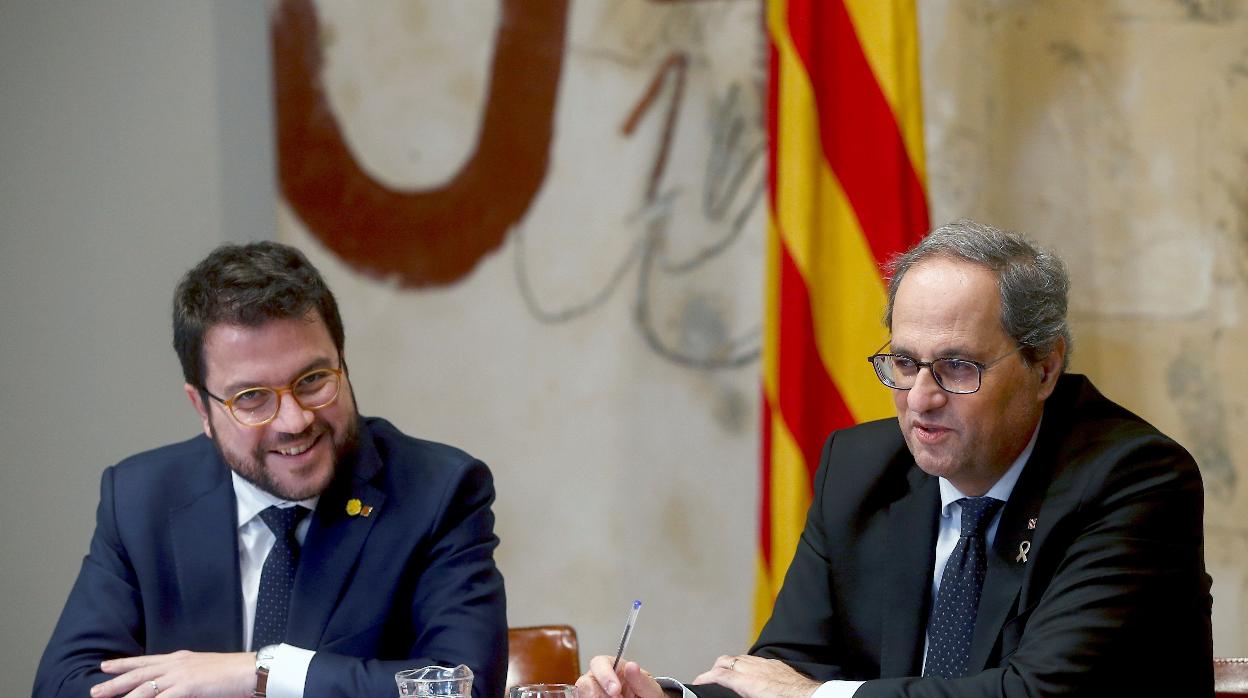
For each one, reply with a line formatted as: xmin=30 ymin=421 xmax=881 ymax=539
xmin=272 ymin=0 xmax=568 ymax=287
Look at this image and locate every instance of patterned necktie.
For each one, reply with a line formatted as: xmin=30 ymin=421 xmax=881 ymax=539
xmin=251 ymin=505 xmax=310 ymax=650
xmin=923 ymin=496 xmax=1004 ymax=678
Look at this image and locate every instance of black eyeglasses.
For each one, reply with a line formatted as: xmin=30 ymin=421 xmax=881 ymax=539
xmin=866 ymin=342 xmax=1017 ymax=395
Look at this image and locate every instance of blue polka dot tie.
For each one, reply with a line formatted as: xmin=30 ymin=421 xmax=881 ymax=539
xmin=251 ymin=505 xmax=309 ymax=651
xmin=923 ymin=496 xmax=1003 ymax=679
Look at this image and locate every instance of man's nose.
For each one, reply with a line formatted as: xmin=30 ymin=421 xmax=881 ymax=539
xmin=270 ymin=390 xmax=314 ymax=433
xmin=906 ymin=366 xmax=948 ymax=412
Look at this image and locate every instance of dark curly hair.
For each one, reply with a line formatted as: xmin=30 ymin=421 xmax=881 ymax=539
xmin=172 ymin=241 xmax=345 ymax=388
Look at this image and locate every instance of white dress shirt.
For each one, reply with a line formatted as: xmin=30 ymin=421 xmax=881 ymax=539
xmin=232 ymin=472 xmax=319 ymax=698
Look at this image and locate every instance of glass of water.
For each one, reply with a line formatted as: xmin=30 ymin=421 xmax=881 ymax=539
xmin=396 ymin=664 xmax=474 ymax=698
xmin=509 ymin=684 xmax=578 ymax=698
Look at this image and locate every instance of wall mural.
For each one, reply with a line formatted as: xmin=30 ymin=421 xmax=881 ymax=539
xmin=274 ymin=0 xmax=567 ymax=288
xmin=273 ymin=0 xmax=769 ymax=678
xmin=513 ymin=49 xmax=765 ymax=370
xmin=272 ymin=0 xmax=1248 ymax=667
xmin=275 ymin=0 xmax=765 ymax=371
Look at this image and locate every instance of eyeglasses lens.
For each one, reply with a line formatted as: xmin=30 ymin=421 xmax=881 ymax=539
xmin=870 ymin=355 xmax=981 ymax=394
xmin=228 ymin=371 xmax=341 ymax=426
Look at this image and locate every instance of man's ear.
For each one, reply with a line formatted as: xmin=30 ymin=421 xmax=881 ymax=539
xmin=184 ymin=384 xmax=213 ymax=439
xmin=1035 ymin=337 xmax=1067 ymax=401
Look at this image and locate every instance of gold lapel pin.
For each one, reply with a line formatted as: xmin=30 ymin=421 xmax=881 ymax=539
xmin=346 ymin=498 xmax=362 ymax=516
xmin=360 ymin=505 xmax=374 ymax=517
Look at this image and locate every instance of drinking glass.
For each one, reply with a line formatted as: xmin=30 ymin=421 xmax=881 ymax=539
xmin=510 ymin=683 xmax=578 ymax=698
xmin=396 ymin=664 xmax=474 ymax=698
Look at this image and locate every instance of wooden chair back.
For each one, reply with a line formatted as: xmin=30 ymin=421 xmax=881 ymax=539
xmin=505 ymin=625 xmax=581 ymax=693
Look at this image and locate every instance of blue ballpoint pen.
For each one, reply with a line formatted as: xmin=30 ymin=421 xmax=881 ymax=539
xmin=612 ymin=600 xmax=642 ymax=670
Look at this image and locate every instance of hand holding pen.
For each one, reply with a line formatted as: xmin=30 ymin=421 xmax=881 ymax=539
xmin=577 ymin=600 xmax=665 ymax=698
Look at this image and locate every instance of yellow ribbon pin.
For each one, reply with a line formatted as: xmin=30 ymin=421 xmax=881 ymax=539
xmin=346 ymin=498 xmax=362 ymax=516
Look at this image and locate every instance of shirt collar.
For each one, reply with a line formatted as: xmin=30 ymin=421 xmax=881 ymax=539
xmin=231 ymin=471 xmax=319 ymax=529
xmin=938 ymin=417 xmax=1042 ymax=517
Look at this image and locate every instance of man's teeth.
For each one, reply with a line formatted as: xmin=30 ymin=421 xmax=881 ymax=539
xmin=277 ymin=442 xmax=313 ymax=456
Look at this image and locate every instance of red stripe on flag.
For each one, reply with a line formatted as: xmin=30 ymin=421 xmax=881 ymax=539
xmin=786 ymin=0 xmax=928 ymax=263
xmin=776 ymin=241 xmax=855 ymax=475
xmin=760 ymin=33 xmax=779 ymax=575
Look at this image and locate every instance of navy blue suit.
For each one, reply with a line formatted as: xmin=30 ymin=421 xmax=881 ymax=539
xmin=35 ymin=417 xmax=507 ymax=698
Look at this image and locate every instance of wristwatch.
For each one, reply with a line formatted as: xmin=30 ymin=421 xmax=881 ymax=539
xmin=254 ymin=644 xmax=279 ymax=698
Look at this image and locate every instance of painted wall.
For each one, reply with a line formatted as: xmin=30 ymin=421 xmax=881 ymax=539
xmin=0 ymin=1 xmax=275 ymax=690
xmin=919 ymin=0 xmax=1248 ymax=658
xmin=276 ymin=0 xmax=768 ymax=680
xmin=277 ymin=0 xmax=1248 ymax=678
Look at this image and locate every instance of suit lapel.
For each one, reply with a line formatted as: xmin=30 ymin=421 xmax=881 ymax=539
xmin=968 ymin=411 xmax=1064 ymax=673
xmin=169 ymin=467 xmax=244 ymax=651
xmin=879 ymin=466 xmax=940 ymax=677
xmin=286 ymin=423 xmax=386 ymax=648
xmin=968 ymin=492 xmax=1039 ymax=671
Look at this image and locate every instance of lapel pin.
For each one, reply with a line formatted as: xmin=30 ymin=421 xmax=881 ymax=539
xmin=346 ymin=498 xmax=362 ymax=516
xmin=1028 ymin=518 xmax=1037 ymax=530
xmin=1016 ymin=540 xmax=1031 ymax=563
xmin=360 ymin=505 xmax=374 ymax=517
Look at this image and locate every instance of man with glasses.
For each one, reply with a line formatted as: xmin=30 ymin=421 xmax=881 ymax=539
xmin=35 ymin=242 xmax=506 ymax=698
xmin=579 ymin=220 xmax=1212 ymax=697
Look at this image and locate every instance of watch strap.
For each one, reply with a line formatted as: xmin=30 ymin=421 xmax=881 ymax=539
xmin=253 ymin=664 xmax=270 ymax=698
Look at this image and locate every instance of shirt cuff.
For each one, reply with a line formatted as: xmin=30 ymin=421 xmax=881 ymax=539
xmin=654 ymin=676 xmax=694 ymax=698
xmin=655 ymin=676 xmax=861 ymax=698
xmin=811 ymin=680 xmax=865 ymax=698
xmin=264 ymin=644 xmax=315 ymax=698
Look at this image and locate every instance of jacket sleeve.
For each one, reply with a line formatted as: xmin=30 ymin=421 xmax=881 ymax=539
xmin=688 ymin=434 xmax=852 ymax=698
xmin=33 ymin=467 xmax=147 ymax=698
xmin=304 ymin=458 xmax=508 ymax=698
xmin=749 ymin=435 xmax=853 ymax=680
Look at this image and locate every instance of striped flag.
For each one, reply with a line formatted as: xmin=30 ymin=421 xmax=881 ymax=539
xmin=756 ymin=0 xmax=930 ymax=633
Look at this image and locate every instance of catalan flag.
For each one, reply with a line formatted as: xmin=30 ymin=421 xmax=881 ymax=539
xmin=756 ymin=0 xmax=930 ymax=633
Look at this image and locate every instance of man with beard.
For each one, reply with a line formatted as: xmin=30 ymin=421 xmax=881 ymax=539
xmin=34 ymin=242 xmax=507 ymax=698
xmin=577 ymin=220 xmax=1212 ymax=697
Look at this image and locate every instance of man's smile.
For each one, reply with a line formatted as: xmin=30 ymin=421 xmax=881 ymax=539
xmin=269 ymin=430 xmax=325 ymax=459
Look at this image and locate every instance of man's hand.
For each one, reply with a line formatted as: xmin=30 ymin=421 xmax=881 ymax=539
xmin=692 ymin=655 xmax=820 ymax=698
xmin=576 ymin=655 xmax=664 ymax=698
xmin=90 ymin=650 xmax=255 ymax=698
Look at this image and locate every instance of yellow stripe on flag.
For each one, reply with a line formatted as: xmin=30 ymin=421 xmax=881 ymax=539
xmin=752 ymin=553 xmax=777 ymax=633
xmin=767 ymin=408 xmax=812 ymax=588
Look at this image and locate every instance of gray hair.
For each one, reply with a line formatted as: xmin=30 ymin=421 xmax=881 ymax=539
xmin=883 ymin=219 xmax=1072 ymax=369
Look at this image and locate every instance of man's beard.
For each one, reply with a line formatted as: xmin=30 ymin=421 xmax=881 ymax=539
xmin=208 ymin=411 xmax=360 ymax=501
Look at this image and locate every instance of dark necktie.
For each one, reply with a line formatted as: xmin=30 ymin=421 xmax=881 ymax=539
xmin=251 ymin=505 xmax=309 ymax=650
xmin=923 ymin=496 xmax=1003 ymax=679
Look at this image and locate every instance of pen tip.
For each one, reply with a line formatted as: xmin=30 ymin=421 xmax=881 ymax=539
xmin=633 ymin=599 xmax=642 ymax=609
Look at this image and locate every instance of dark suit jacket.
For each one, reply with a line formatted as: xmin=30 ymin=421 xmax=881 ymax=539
xmin=34 ymin=416 xmax=507 ymax=698
xmin=696 ymin=373 xmax=1212 ymax=697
